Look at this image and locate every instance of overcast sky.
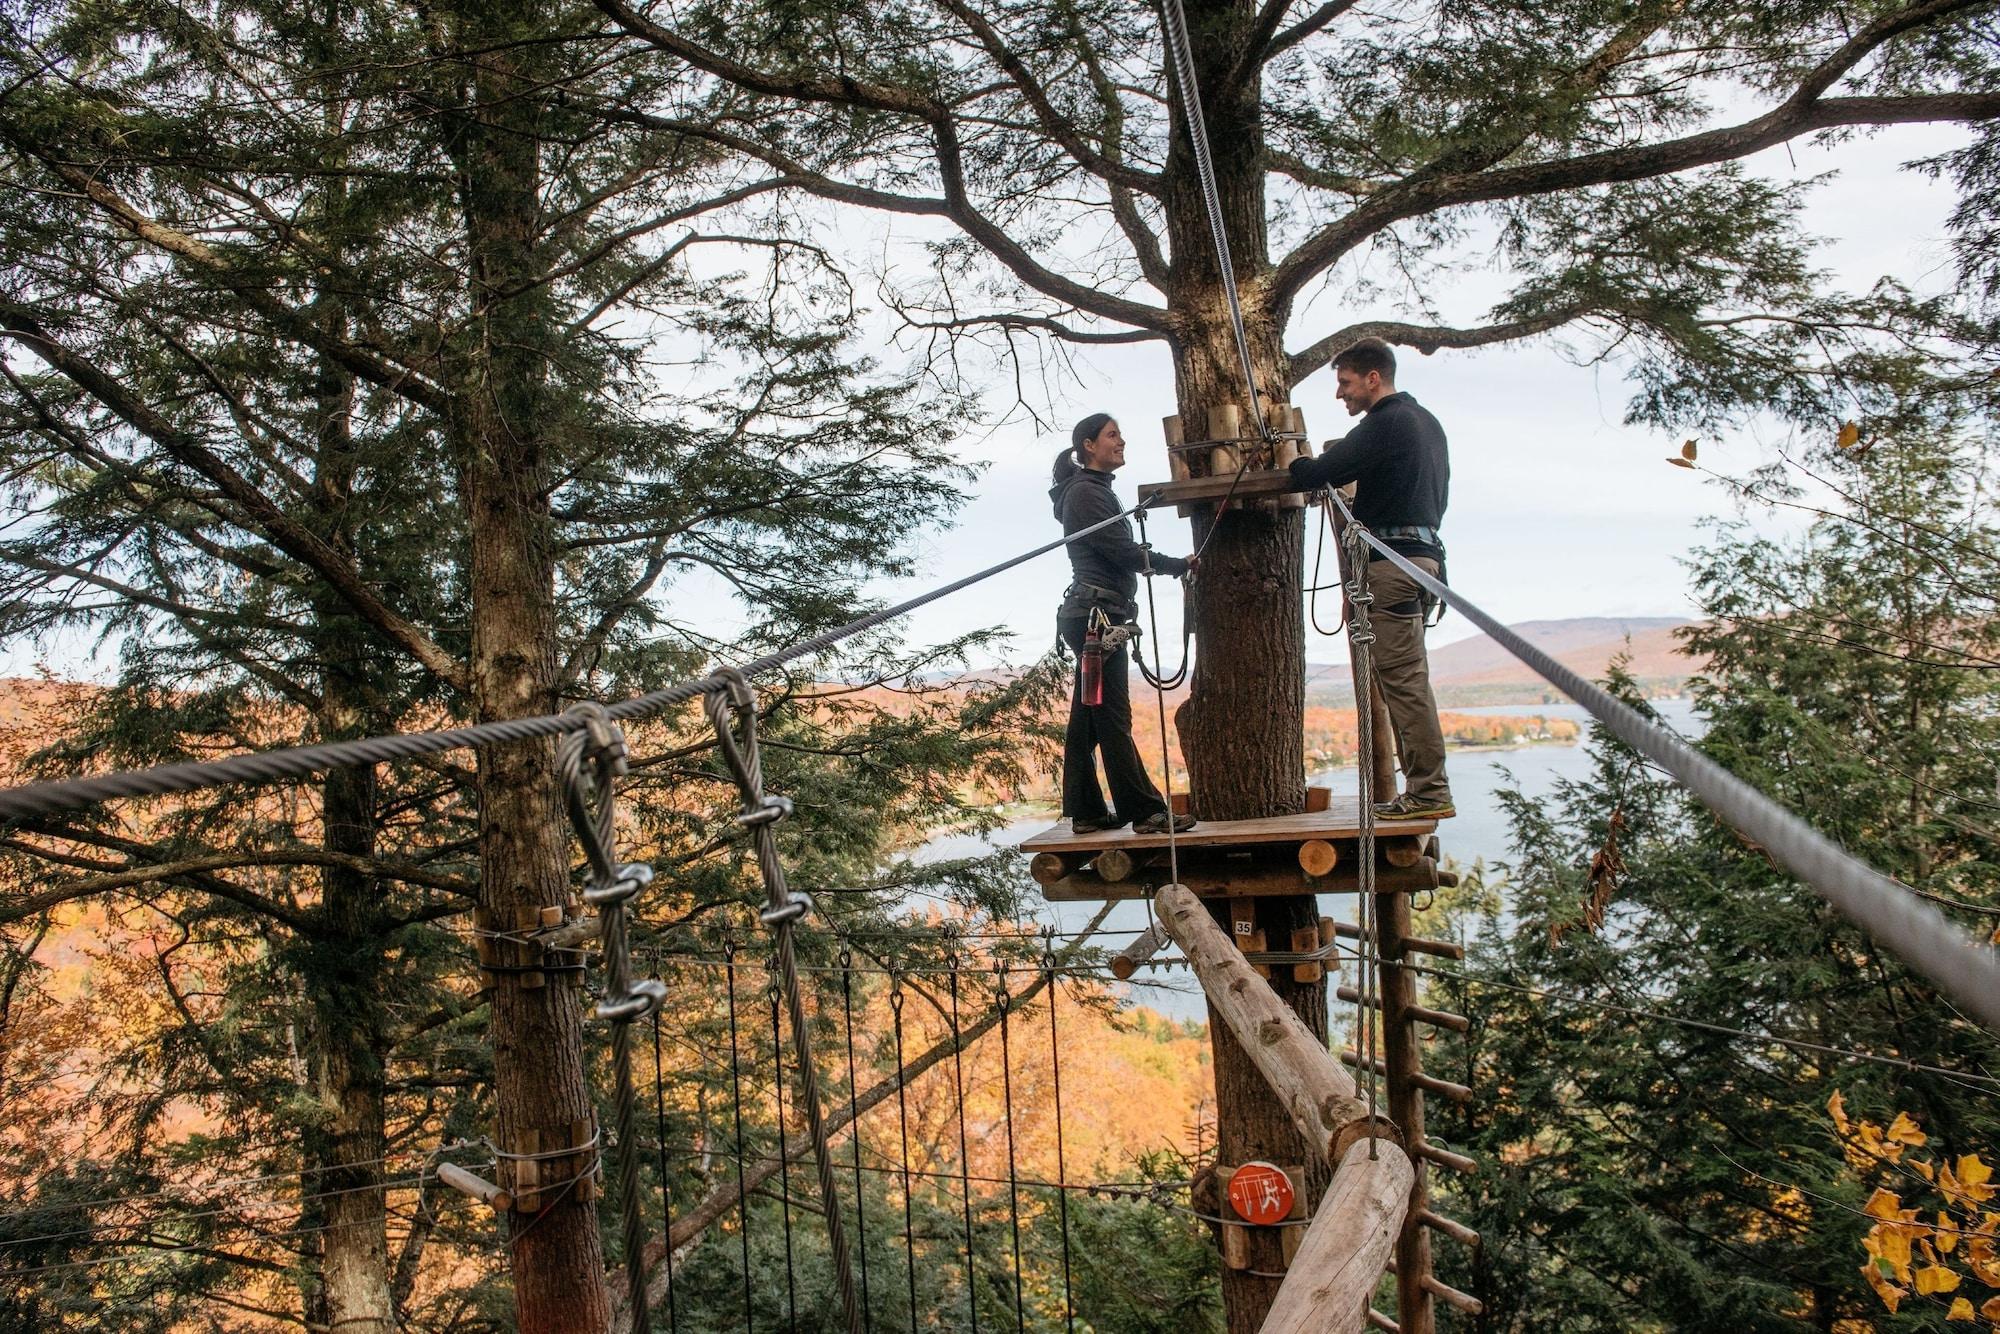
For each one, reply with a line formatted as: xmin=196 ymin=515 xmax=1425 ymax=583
xmin=2 ymin=125 xmax=1971 ymax=683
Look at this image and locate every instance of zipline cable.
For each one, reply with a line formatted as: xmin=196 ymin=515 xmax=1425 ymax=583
xmin=0 ymin=502 xmax=1154 ymax=820
xmin=1322 ymin=486 xmax=2000 ymax=1035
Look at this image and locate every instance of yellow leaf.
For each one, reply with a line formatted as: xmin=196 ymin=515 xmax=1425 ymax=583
xmin=1956 ymin=1154 xmax=1994 ymax=1203
xmin=1865 ymin=1187 xmax=1905 ymax=1221
xmin=1887 ymin=1112 xmax=1928 ymax=1147
xmin=1829 ymin=1090 xmax=1849 ymax=1135
xmin=1912 ymin=1158 xmax=1936 ymax=1182
xmin=1864 ymin=1257 xmax=1906 ymax=1313
xmin=1914 ymin=1263 xmax=1961 ymax=1295
xmin=1838 ymin=421 xmax=1862 ymax=448
xmin=1681 ymin=439 xmax=1698 ymax=461
xmin=1666 ymin=457 xmax=1695 ymax=469
xmin=1946 ymin=1295 xmax=1975 ymax=1321
xmin=1981 ymin=1295 xmax=2000 ymax=1320
xmin=1936 ymin=1212 xmax=1957 ymax=1254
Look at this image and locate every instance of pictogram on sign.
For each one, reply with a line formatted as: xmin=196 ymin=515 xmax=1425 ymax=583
xmin=1226 ymin=1160 xmax=1295 ymax=1226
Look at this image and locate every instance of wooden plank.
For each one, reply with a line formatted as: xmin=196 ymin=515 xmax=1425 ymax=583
xmin=1419 ymin=1209 xmax=1479 ymax=1248
xmin=1018 ymin=804 xmax=1437 ymax=856
xmin=1136 ymin=468 xmax=1301 ymax=507
xmin=1259 ymin=1140 xmax=1415 ymax=1334
xmin=1154 ymin=883 xmax=1393 ymax=1162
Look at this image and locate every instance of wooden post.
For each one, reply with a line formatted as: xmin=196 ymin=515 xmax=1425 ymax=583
xmin=1111 ymin=921 xmax=1171 ymax=980
xmin=1165 ymin=413 xmax=1191 ymax=482
xmin=1154 ymin=882 xmax=1393 ymax=1162
xmin=1379 ymin=889 xmax=1434 ymax=1334
xmin=1259 ymin=1139 xmax=1415 ymax=1334
xmin=1209 ymin=403 xmax=1242 ymax=476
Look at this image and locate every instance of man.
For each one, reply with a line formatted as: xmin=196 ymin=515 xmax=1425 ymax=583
xmin=1287 ymin=337 xmax=1454 ymax=820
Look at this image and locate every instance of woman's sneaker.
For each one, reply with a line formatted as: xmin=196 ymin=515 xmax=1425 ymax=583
xmin=1133 ymin=810 xmax=1197 ymax=834
xmin=1071 ymin=814 xmax=1126 ymax=835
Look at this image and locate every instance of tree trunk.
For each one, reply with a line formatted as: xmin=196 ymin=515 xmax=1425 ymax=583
xmin=1161 ymin=2 xmax=1321 ymax=1330
xmin=300 ymin=281 xmax=398 ymax=1330
xmin=450 ymin=7 xmax=611 ymax=1326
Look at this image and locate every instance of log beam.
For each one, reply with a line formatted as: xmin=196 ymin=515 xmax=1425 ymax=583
xmin=1154 ymin=882 xmax=1395 ymax=1161
xmin=1111 ymin=921 xmax=1172 ymax=980
xmin=1258 ymin=1139 xmax=1415 ymax=1334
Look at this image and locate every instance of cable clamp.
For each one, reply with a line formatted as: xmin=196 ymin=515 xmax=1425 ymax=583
xmin=758 ymin=890 xmax=813 ymax=929
xmin=736 ymin=794 xmax=793 ymax=828
xmin=597 ymin=977 xmax=668 ymax=1023
xmin=583 ymin=860 xmax=653 ymax=908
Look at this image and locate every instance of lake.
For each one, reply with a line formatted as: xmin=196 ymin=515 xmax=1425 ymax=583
xmin=913 ymin=699 xmax=1702 ymax=1019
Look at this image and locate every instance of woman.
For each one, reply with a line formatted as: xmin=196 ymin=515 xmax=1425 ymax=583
xmin=1050 ymin=413 xmax=1198 ymax=836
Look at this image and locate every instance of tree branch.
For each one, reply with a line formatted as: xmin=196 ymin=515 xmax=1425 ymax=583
xmin=1269 ymin=0 xmax=2000 ymax=307
xmin=0 ymin=315 xmax=470 ymax=694
xmin=1287 ymin=308 xmax=1589 ymax=382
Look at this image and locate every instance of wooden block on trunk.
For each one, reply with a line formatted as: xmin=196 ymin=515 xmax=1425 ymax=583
xmin=1228 ymin=896 xmax=1269 ymax=979
xmin=1291 ymin=925 xmax=1325 ymax=983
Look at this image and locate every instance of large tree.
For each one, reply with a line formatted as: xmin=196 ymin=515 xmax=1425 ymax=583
xmin=0 ymin=0 xmax=1033 ymax=1325
xmin=581 ymin=0 xmax=2000 ymax=1320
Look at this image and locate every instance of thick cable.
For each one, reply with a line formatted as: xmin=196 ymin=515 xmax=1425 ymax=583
xmin=1344 ymin=530 xmax=1383 ymax=1158
xmin=1137 ymin=527 xmax=1185 ymax=885
xmin=0 ymin=503 xmax=1154 ymax=820
xmin=649 ymin=1009 xmax=678 ymax=1333
xmin=723 ymin=941 xmax=756 ymax=1331
xmin=1324 ymin=487 xmax=2000 ymax=1035
xmin=996 ymin=967 xmax=1027 ymax=1332
xmin=1157 ymin=0 xmax=1268 ymax=443
xmin=707 ymin=672 xmax=863 ymax=1333
xmin=768 ymin=981 xmax=799 ymax=1330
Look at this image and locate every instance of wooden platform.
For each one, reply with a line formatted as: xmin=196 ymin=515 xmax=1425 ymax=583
xmin=1020 ymin=801 xmax=1435 ymax=856
xmin=1136 ymin=468 xmax=1309 ymax=509
xmin=1020 ymin=802 xmax=1444 ymax=901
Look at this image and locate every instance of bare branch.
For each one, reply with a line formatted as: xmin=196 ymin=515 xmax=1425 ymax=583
xmin=1287 ymin=308 xmax=1588 ymax=382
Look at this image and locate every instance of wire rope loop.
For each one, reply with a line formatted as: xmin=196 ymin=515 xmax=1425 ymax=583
xmin=597 ymin=978 xmax=668 ymax=1023
xmin=583 ymin=860 xmax=653 ymax=909
xmin=557 ymin=701 xmax=629 ymax=885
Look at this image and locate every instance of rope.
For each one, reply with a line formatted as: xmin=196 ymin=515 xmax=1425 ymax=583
xmin=1157 ymin=0 xmax=1269 ymax=445
xmin=556 ymin=704 xmax=664 ymax=1333
xmin=0 ymin=503 xmax=1153 ymax=820
xmin=1321 ymin=487 xmax=2000 ymax=1035
xmin=1342 ymin=524 xmax=1383 ymax=1158
xmin=706 ymin=672 xmax=863 ymax=1334
xmin=1043 ymin=936 xmax=1077 ymax=1332
xmin=837 ymin=952 xmax=875 ymax=1328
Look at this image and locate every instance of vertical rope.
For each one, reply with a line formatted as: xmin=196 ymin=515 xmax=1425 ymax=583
xmin=651 ymin=1009 xmax=678 ymax=1333
xmin=996 ymin=967 xmax=1027 ymax=1332
xmin=770 ymin=981 xmax=799 ymax=1328
xmin=1156 ymin=0 xmax=1271 ymax=441
xmin=840 ymin=952 xmax=874 ymax=1330
xmin=706 ymin=671 xmax=863 ymax=1333
xmin=948 ymin=947 xmax=980 ymax=1333
xmin=1043 ymin=937 xmax=1076 ymax=1332
xmin=1136 ymin=508 xmax=1185 ymax=885
xmin=890 ymin=983 xmax=920 ymax=1334
xmin=724 ymin=941 xmax=755 ymax=1331
xmin=1344 ymin=525 xmax=1384 ymax=1157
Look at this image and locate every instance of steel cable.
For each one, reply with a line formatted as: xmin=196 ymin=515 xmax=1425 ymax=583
xmin=1323 ymin=487 xmax=2000 ymax=1035
xmin=0 ymin=504 xmax=1154 ymax=820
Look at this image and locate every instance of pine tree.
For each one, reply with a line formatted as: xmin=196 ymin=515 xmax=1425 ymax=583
xmin=1424 ymin=388 xmax=2000 ymax=1329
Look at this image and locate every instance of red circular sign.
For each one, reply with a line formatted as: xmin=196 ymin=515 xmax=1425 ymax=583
xmin=1227 ymin=1161 xmax=1296 ymax=1226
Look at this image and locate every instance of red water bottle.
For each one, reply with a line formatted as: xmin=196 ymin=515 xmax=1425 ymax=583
xmin=1081 ymin=623 xmax=1103 ymax=706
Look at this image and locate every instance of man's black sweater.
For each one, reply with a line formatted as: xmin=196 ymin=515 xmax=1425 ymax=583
xmin=1287 ymin=391 xmax=1449 ymax=562
xmin=1050 ymin=467 xmax=1187 ymax=606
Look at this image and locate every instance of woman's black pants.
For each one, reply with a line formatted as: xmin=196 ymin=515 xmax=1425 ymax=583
xmin=1058 ymin=616 xmax=1168 ymax=825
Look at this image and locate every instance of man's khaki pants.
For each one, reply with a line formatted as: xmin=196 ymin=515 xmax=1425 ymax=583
xmin=1369 ymin=555 xmax=1451 ymax=804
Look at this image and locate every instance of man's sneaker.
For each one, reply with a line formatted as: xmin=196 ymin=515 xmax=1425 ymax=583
xmin=1375 ymin=793 xmax=1456 ymax=821
xmin=1133 ymin=810 xmax=1197 ymax=835
xmin=1071 ymin=814 xmax=1124 ymax=835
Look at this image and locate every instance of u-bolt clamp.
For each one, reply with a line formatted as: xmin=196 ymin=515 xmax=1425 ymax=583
xmin=598 ymin=976 xmax=668 ymax=1023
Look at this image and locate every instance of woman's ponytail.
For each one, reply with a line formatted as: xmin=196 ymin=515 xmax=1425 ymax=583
xmin=1052 ymin=446 xmax=1080 ymax=485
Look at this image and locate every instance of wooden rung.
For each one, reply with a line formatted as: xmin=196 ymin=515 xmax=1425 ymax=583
xmin=1335 ymin=986 xmax=1471 ymax=1033
xmin=1420 ymin=1208 xmax=1480 ymax=1247
xmin=1337 ymin=1050 xmax=1471 ymax=1103
xmin=1366 ymin=1310 xmax=1400 ymax=1332
xmin=1327 ymin=919 xmax=1465 ymax=961
xmin=1422 ymin=1274 xmax=1484 ymax=1315
xmin=1111 ymin=922 xmax=1170 ymax=980
xmin=1436 ymin=869 xmax=1461 ymax=888
xmin=1413 ymin=1141 xmax=1477 ymax=1175
xmin=437 ymin=1162 xmax=512 ymax=1212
